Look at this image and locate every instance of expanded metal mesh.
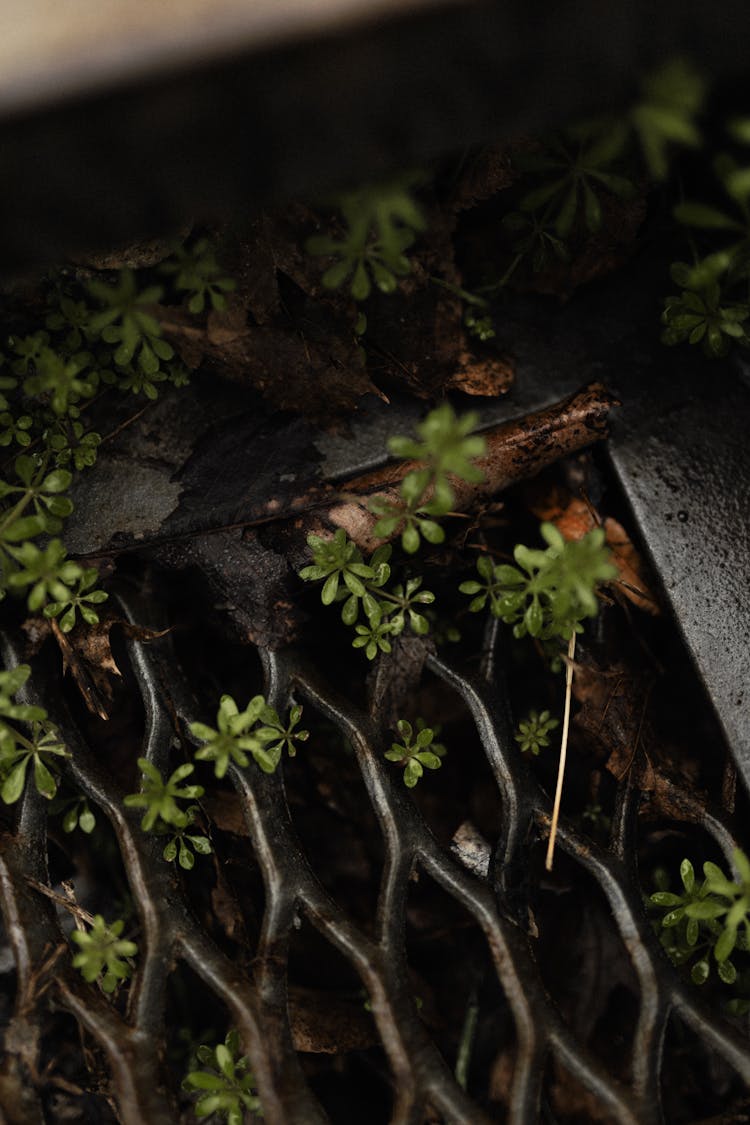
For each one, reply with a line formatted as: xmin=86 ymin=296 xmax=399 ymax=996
xmin=0 ymin=587 xmax=749 ymax=1125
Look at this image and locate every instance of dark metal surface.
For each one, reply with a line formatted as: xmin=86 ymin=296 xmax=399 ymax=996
xmin=0 ymin=598 xmax=747 ymax=1123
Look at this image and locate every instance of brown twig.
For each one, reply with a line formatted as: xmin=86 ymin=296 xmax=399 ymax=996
xmin=325 ymin=382 xmax=616 ymax=552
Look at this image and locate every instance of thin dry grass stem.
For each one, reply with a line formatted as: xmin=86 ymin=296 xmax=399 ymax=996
xmin=545 ymin=631 xmax=576 ymax=871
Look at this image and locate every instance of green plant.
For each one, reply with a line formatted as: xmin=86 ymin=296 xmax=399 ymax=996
xmin=42 ymin=567 xmax=109 ymax=632
xmin=159 ymin=237 xmax=236 ymax=314
xmin=460 ymin=524 xmax=616 ymax=644
xmin=86 ymin=269 xmax=174 ymax=376
xmin=0 ymin=456 xmax=73 ymax=535
xmin=158 ymin=805 xmax=212 ymax=869
xmin=385 ymin=718 xmax=445 ymax=788
xmin=124 ymin=759 xmax=205 ymax=832
xmin=5 ymin=538 xmax=84 ymax=611
xmin=183 ymin=1030 xmax=262 ymax=1123
xmin=190 ymin=694 xmax=308 ymax=777
xmin=661 ymin=267 xmax=750 ymax=356
xmin=486 ymin=59 xmax=704 ymax=295
xmin=70 ymin=914 xmax=138 ymax=993
xmin=649 ymin=851 xmax=750 ymax=988
xmin=628 ymin=58 xmax=706 ymax=180
xmin=0 ymin=665 xmax=69 ymax=803
xmin=0 ymin=237 xmax=230 ymax=626
xmin=307 ymin=174 xmax=425 ymax=300
xmin=515 ymin=127 xmax=636 ymax=239
xmin=514 ymin=709 xmax=559 ymax=755
xmin=663 ymin=114 xmax=750 ymax=357
xmin=369 ymin=402 xmax=486 ymax=554
xmin=300 ymin=404 xmax=486 ymax=659
xmin=301 ymin=535 xmax=435 ymax=659
xmin=250 ymin=703 xmax=309 ymax=773
xmin=51 ymin=793 xmax=97 ymax=834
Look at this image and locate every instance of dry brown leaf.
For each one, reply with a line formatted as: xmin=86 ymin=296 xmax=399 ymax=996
xmin=446 ymin=351 xmax=514 ymax=397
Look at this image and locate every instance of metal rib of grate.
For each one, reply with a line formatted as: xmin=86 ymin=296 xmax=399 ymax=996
xmin=0 ymin=590 xmax=748 ymax=1124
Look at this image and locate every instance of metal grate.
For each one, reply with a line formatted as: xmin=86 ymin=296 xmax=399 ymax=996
xmin=1 ymin=580 xmax=749 ymax=1125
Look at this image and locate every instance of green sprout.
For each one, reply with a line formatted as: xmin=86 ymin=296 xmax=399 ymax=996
xmin=515 ymin=127 xmax=636 ymax=239
xmin=158 ymin=806 xmax=212 ymax=870
xmin=0 ymin=665 xmax=69 ymax=803
xmin=663 ymin=117 xmax=750 ymax=358
xmin=47 ymin=422 xmax=101 ymax=471
xmin=369 ymin=402 xmax=486 ymax=554
xmin=661 ymin=269 xmax=749 ymax=356
xmin=23 ymin=346 xmax=98 ymax=416
xmin=190 ymin=694 xmax=307 ymax=777
xmin=70 ymin=915 xmax=138 ymax=993
xmin=190 ymin=694 xmax=266 ymax=778
xmin=460 ymin=524 xmax=616 ymax=643
xmin=159 ymin=237 xmax=236 ymax=314
xmin=51 ymin=793 xmax=97 ymax=834
xmin=514 ymin=709 xmax=559 ymax=756
xmin=629 ymin=58 xmax=706 ymax=180
xmin=498 ymin=210 xmax=570 ymax=281
xmin=0 ymin=412 xmax=32 ymax=448
xmin=299 ymin=403 xmax=485 ymax=658
xmin=299 ymin=528 xmax=376 ymax=606
xmin=385 ymin=719 xmax=444 ymax=788
xmin=0 ymin=455 xmax=73 ymax=535
xmin=42 ymin=567 xmax=108 ymax=632
xmin=86 ymin=269 xmax=174 ymax=376
xmin=5 ymin=538 xmax=83 ymax=613
xmin=124 ymin=759 xmax=205 ymax=832
xmin=251 ymin=703 xmax=309 ymax=774
xmin=183 ymin=1030 xmax=262 ymax=1123
xmin=307 ymin=174 xmax=425 ymax=300
xmin=649 ymin=853 xmax=750 ymax=988
xmin=300 ymin=536 xmax=435 ymax=659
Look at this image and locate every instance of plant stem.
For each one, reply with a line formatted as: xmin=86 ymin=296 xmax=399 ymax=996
xmin=454 ymin=987 xmax=479 ymax=1090
xmin=545 ymin=631 xmax=576 ymax=872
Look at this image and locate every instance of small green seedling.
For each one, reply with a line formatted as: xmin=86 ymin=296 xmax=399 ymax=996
xmin=51 ymin=794 xmax=97 ymax=834
xmin=307 ymin=174 xmax=425 ymax=300
xmin=183 ymin=1030 xmax=262 ymax=1123
xmin=385 ymin=719 xmax=445 ymax=788
xmin=460 ymin=523 xmax=616 ymax=643
xmin=158 ymin=806 xmax=212 ymax=869
xmin=42 ymin=567 xmax=108 ymax=631
xmin=190 ymin=694 xmax=308 ymax=776
xmin=515 ymin=128 xmax=636 ymax=239
xmin=0 ymin=665 xmax=69 ymax=803
xmin=661 ymin=266 xmax=749 ymax=357
xmin=369 ymin=402 xmax=486 ymax=555
xmin=70 ymin=914 xmax=138 ymax=993
xmin=159 ymin=237 xmax=236 ymax=314
xmin=649 ymin=850 xmax=750 ymax=988
xmin=124 ymin=759 xmax=204 ymax=832
xmin=86 ymin=269 xmax=174 ymax=376
xmin=514 ymin=710 xmax=559 ymax=756
xmin=301 ymin=535 xmax=435 ymax=658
